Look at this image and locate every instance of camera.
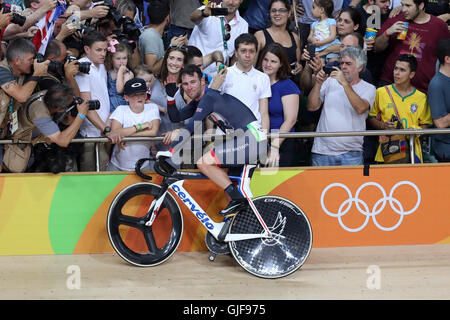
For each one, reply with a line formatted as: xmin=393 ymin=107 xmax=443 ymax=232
xmin=210 ymin=7 xmax=228 ymax=16
xmin=65 ymin=55 xmax=91 ymax=74
xmin=120 ymin=16 xmax=141 ymax=41
xmin=77 ymin=23 xmax=96 ymax=36
xmin=35 ymin=53 xmax=62 ymax=75
xmin=112 ymin=30 xmax=137 ymax=52
xmin=67 ymin=97 xmax=100 ymax=117
xmin=390 ymin=115 xmax=399 ymax=123
xmin=0 ymin=3 xmax=26 ymax=27
xmin=323 ymin=66 xmax=334 ymax=75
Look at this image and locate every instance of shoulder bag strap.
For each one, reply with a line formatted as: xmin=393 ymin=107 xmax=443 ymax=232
xmin=384 ymin=85 xmax=403 ymax=129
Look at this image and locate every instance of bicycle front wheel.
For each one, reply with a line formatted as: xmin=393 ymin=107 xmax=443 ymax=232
xmin=229 ymin=196 xmax=312 ymax=279
xmin=107 ymin=182 xmax=183 ymax=267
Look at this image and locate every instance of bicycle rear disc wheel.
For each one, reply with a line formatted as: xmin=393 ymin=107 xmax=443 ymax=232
xmin=229 ymin=196 xmax=312 ymax=279
xmin=107 ymin=182 xmax=183 ymax=267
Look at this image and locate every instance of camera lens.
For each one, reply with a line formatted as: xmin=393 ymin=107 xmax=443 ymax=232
xmin=11 ymin=13 xmax=26 ymax=27
xmin=77 ymin=62 xmax=91 ymax=74
xmin=88 ymin=100 xmax=100 ymax=110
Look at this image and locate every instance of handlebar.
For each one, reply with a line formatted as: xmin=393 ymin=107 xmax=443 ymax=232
xmin=135 ymin=158 xmax=155 ymax=180
xmin=134 ymin=156 xmax=176 ymax=179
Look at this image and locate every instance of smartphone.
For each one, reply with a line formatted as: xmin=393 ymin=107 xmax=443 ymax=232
xmin=323 ymin=66 xmax=334 ymax=75
xmin=210 ymin=7 xmax=229 ymax=16
xmin=307 ymin=44 xmax=316 ymax=59
xmin=218 ymin=63 xmax=226 ymax=72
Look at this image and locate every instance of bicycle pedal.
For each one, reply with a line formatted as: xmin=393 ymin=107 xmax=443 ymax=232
xmin=205 ymin=232 xmax=230 ymax=256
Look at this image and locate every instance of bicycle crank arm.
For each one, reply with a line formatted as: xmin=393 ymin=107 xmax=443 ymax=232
xmin=224 ymin=232 xmax=272 ymax=242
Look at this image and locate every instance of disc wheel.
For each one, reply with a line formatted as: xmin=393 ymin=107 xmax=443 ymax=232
xmin=107 ymin=182 xmax=183 ymax=267
xmin=228 ymin=196 xmax=312 ymax=279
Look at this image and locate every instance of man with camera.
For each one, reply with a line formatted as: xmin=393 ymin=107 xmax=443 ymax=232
xmin=36 ymin=39 xmax=81 ymax=97
xmin=74 ymin=29 xmax=121 ymax=171
xmin=1 ymin=83 xmax=89 ymax=173
xmin=189 ymin=0 xmax=248 ymax=77
xmin=0 ymin=38 xmax=49 ymax=143
xmin=307 ymin=46 xmax=376 ymax=166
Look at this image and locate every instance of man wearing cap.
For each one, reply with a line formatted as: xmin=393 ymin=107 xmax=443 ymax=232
xmin=107 ymin=78 xmax=161 ymax=171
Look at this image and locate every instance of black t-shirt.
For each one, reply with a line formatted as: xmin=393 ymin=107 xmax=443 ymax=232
xmin=426 ymin=0 xmax=449 ymax=17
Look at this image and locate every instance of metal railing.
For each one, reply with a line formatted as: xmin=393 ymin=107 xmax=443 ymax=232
xmin=1 ymin=128 xmax=450 ymax=171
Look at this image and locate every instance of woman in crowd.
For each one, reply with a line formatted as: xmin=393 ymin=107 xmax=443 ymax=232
xmin=149 ymin=45 xmax=188 ymax=153
xmin=254 ymin=0 xmax=302 ymax=75
xmin=315 ymin=6 xmax=363 ymax=59
xmin=258 ymin=43 xmax=300 ymax=167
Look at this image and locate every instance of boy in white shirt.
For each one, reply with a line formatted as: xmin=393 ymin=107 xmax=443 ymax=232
xmin=107 ymin=78 xmax=160 ymax=171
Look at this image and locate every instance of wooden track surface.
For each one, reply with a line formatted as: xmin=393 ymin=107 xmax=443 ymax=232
xmin=1 ymin=244 xmax=449 ymax=300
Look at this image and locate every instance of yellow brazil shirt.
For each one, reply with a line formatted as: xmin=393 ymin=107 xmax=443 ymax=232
xmin=368 ymin=84 xmax=432 ymax=163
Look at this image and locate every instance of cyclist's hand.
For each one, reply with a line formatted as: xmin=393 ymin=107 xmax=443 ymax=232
xmin=162 ymin=129 xmax=180 ymax=145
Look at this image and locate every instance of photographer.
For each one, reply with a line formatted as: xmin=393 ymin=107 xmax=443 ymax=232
xmin=0 ymin=38 xmax=49 ymax=151
xmin=2 ymin=83 xmax=89 ymax=173
xmin=37 ymin=39 xmax=81 ymax=97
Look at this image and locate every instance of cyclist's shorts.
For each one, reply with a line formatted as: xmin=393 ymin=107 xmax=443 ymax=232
xmin=209 ymin=131 xmax=268 ymax=167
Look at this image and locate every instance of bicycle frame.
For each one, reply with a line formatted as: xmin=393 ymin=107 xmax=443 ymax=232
xmin=144 ymin=164 xmax=273 ymax=242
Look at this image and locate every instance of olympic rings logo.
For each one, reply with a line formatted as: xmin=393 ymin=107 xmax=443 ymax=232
xmin=320 ymin=181 xmax=421 ymax=232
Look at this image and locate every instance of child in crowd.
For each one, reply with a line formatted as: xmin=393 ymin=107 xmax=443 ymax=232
xmin=307 ymin=0 xmax=340 ymax=62
xmin=107 ymin=78 xmax=160 ymax=171
xmin=105 ymin=40 xmax=134 ymax=113
xmin=133 ymin=64 xmax=156 ymax=101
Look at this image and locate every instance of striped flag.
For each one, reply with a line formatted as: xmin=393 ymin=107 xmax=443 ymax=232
xmin=32 ymin=1 xmax=67 ymax=54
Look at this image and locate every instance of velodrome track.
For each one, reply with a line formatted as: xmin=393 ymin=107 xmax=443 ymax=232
xmin=1 ymin=243 xmax=449 ymax=300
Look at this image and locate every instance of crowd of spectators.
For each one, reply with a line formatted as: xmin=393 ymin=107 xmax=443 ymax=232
xmin=0 ymin=0 xmax=448 ymax=173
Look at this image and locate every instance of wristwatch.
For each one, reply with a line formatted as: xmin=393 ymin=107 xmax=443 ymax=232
xmin=103 ymin=126 xmax=111 ymax=135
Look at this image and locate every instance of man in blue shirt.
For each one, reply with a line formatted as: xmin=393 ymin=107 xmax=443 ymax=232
xmin=428 ymin=38 xmax=450 ymax=162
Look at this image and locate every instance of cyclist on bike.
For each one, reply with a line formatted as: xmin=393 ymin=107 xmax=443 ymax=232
xmin=160 ymin=64 xmax=268 ymax=216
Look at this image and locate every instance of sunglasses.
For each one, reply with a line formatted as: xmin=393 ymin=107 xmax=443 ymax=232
xmin=220 ymin=17 xmax=231 ymax=42
xmin=168 ymin=45 xmax=188 ymax=53
xmin=270 ymin=8 xmax=289 ymax=14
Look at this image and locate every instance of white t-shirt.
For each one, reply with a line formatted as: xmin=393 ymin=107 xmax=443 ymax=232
xmin=312 ymin=77 xmax=376 ymax=155
xmin=109 ymin=103 xmax=160 ymax=171
xmin=188 ymin=5 xmax=248 ymax=76
xmin=219 ymin=64 xmax=271 ymax=124
xmin=74 ymin=57 xmax=110 ymax=137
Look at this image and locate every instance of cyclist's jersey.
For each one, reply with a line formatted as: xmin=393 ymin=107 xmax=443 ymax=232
xmin=168 ymin=88 xmax=258 ymax=134
xmin=168 ymin=89 xmax=267 ymax=166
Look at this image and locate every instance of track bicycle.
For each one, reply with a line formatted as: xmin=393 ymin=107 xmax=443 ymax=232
xmin=107 ymin=156 xmax=313 ymax=279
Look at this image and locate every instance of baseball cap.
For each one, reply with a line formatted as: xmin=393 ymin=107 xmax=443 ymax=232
xmin=124 ymin=78 xmax=147 ymax=95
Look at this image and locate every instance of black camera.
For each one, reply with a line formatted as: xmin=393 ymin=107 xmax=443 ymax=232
xmin=67 ymin=97 xmax=100 ymax=117
xmin=390 ymin=115 xmax=399 ymax=123
xmin=99 ymin=0 xmax=125 ymax=27
xmin=210 ymin=7 xmax=228 ymax=16
xmin=112 ymin=29 xmax=137 ymax=52
xmin=120 ymin=16 xmax=141 ymax=41
xmin=65 ymin=55 xmax=91 ymax=74
xmin=0 ymin=3 xmax=26 ymax=27
xmin=35 ymin=53 xmax=62 ymax=75
xmin=77 ymin=23 xmax=95 ymax=36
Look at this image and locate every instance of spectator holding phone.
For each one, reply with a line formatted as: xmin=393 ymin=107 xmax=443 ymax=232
xmin=306 ymin=46 xmax=376 ymax=166
xmin=189 ymin=0 xmax=248 ymax=77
